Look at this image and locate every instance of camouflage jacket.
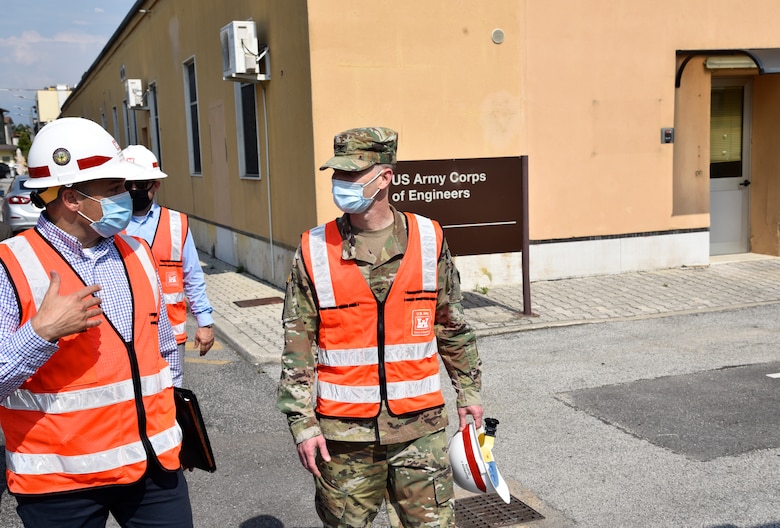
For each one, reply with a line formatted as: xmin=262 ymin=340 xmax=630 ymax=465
xmin=277 ymin=206 xmax=482 ymax=445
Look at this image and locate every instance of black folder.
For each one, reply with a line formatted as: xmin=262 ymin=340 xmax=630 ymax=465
xmin=173 ymin=387 xmax=217 ymax=472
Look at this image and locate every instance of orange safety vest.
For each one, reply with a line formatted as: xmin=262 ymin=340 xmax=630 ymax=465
xmin=0 ymin=230 xmax=181 ymax=495
xmin=151 ymin=208 xmax=188 ymax=344
xmin=301 ymin=213 xmax=446 ymax=418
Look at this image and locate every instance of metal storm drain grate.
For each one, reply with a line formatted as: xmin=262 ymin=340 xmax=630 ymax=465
xmin=455 ymin=494 xmax=544 ymax=528
xmin=233 ymin=297 xmax=284 ymax=308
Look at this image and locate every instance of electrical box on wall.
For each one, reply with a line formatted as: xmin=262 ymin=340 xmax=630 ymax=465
xmin=220 ymin=20 xmax=270 ymax=82
xmin=125 ymin=79 xmax=144 ymax=108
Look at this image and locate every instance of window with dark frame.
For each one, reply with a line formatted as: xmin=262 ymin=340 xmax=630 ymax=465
xmin=240 ymin=83 xmax=260 ymax=178
xmin=710 ymin=86 xmax=744 ymax=179
xmin=149 ymin=83 xmax=163 ymax=168
xmin=112 ymin=106 xmax=120 ymax=143
xmin=122 ymin=101 xmax=130 ymax=146
xmin=185 ymin=60 xmax=202 ymax=174
xmin=124 ymin=101 xmax=137 ymax=146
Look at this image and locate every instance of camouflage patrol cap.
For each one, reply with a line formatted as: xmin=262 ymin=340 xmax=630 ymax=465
xmin=319 ymin=126 xmax=398 ymax=172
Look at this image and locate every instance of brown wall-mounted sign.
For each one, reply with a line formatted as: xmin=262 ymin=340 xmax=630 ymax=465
xmin=390 ymin=157 xmax=526 ymax=256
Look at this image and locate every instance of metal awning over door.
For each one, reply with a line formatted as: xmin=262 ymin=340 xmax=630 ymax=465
xmin=676 ymin=48 xmax=780 ymax=87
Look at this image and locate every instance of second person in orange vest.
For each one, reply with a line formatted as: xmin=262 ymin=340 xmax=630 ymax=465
xmin=121 ymin=145 xmax=215 ymax=362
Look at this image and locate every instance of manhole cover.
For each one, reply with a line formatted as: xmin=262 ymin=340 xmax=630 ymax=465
xmin=455 ymin=494 xmax=544 ymax=528
xmin=233 ymin=297 xmax=284 ymax=307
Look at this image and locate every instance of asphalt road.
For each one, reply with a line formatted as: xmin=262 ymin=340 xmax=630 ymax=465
xmin=0 ymin=305 xmax=780 ymax=527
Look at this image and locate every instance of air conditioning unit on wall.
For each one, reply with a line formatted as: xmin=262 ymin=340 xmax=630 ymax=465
xmin=221 ymin=20 xmax=270 ymax=82
xmin=125 ymin=79 xmax=144 ymax=108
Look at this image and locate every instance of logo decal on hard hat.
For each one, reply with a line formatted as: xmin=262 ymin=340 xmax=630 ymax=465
xmin=52 ymin=148 xmax=71 ymax=166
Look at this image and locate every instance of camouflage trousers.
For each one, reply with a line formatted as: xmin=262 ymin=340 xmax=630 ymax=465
xmin=314 ymin=430 xmax=454 ymax=528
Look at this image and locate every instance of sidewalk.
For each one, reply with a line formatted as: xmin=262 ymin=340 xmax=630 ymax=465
xmin=194 ymin=251 xmax=780 ymax=527
xmin=199 ymin=251 xmax=780 ymax=375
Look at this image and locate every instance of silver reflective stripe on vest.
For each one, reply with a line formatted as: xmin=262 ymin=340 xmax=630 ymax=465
xmin=163 ymin=292 xmax=186 ymax=305
xmin=171 ymin=322 xmax=186 ymax=336
xmin=384 ymin=339 xmax=438 ymax=363
xmin=2 ymin=237 xmax=50 ymax=309
xmin=307 ymin=225 xmax=336 ymax=309
xmin=168 ymin=211 xmax=184 ymax=261
xmin=117 ymin=234 xmax=159 ymax=308
xmin=318 ymin=380 xmax=380 ymax=404
xmin=318 ymin=346 xmax=379 ymax=367
xmin=414 ymin=215 xmax=438 ymax=292
xmin=6 ymin=424 xmax=182 ymax=476
xmin=320 ymin=340 xmax=436 ymax=368
xmin=0 ymin=367 xmax=173 ymax=413
xmin=386 ymin=373 xmax=441 ymax=401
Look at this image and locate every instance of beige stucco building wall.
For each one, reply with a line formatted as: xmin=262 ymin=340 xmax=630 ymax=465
xmin=61 ymin=0 xmax=780 ymax=289
xmin=36 ymin=87 xmax=72 ymax=126
xmin=63 ymin=0 xmax=315 ymax=286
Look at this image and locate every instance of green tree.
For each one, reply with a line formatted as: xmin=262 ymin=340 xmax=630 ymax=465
xmin=13 ymin=125 xmax=32 ymax=160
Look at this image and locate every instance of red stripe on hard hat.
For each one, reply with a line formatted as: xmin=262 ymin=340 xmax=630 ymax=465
xmin=28 ymin=166 xmax=51 ymax=178
xmin=77 ymin=155 xmax=113 ymax=170
xmin=462 ymin=426 xmax=487 ymax=492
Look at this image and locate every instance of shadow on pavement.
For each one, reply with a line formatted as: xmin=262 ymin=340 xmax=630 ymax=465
xmin=708 ymin=523 xmax=780 ymax=528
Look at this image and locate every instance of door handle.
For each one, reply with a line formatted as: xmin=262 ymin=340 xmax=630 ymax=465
xmin=739 ymin=180 xmax=751 ymax=187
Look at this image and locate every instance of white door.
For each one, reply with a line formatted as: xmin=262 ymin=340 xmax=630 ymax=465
xmin=710 ymin=79 xmax=751 ymax=255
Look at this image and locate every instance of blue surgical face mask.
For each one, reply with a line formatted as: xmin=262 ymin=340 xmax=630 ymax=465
xmin=331 ymin=171 xmax=382 ymax=214
xmin=76 ymin=190 xmax=133 ymax=238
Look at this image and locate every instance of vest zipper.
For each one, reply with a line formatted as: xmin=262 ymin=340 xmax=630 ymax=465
xmin=376 ymin=300 xmax=387 ymax=406
xmin=125 ymin=339 xmax=156 ymax=461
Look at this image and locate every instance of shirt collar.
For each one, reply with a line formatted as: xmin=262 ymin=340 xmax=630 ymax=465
xmin=336 ymin=206 xmax=408 ymax=262
xmin=134 ymin=201 xmax=161 ymax=221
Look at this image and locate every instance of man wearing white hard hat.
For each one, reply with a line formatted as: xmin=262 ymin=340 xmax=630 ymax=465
xmin=0 ymin=118 xmax=193 ymax=527
xmin=122 ymin=145 xmax=215 ymax=361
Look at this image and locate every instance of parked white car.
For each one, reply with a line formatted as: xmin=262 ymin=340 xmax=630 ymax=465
xmin=1 ymin=174 xmax=42 ymax=233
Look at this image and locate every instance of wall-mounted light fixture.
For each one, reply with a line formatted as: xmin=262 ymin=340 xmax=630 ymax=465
xmin=704 ymin=56 xmax=758 ymax=70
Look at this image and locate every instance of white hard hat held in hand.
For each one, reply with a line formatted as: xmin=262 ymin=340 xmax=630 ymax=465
xmin=448 ymin=417 xmax=511 ymax=504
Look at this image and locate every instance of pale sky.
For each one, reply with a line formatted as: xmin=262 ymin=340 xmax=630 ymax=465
xmin=0 ymin=1 xmax=138 ymax=127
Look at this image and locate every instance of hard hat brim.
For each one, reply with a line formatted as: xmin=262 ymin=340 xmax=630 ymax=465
xmin=124 ymin=167 xmax=169 ymax=181
xmin=449 ymin=422 xmax=511 ymax=504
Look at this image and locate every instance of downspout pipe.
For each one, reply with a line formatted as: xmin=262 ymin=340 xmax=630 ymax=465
xmin=261 ymin=83 xmax=274 ymax=282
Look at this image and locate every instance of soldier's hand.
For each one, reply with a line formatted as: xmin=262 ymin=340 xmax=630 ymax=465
xmin=458 ymin=405 xmax=484 ymax=431
xmin=296 ymin=435 xmax=330 ymax=477
xmin=31 ymin=271 xmax=103 ymax=342
xmin=194 ymin=325 xmax=215 ymax=356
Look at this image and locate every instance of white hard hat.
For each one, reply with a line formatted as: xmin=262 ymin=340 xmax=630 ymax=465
xmin=448 ymin=420 xmax=510 ymax=503
xmin=122 ymin=145 xmax=168 ymax=180
xmin=26 ymin=117 xmax=143 ymax=189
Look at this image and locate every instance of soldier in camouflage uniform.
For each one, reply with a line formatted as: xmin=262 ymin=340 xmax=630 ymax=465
xmin=277 ymin=127 xmax=483 ymax=527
